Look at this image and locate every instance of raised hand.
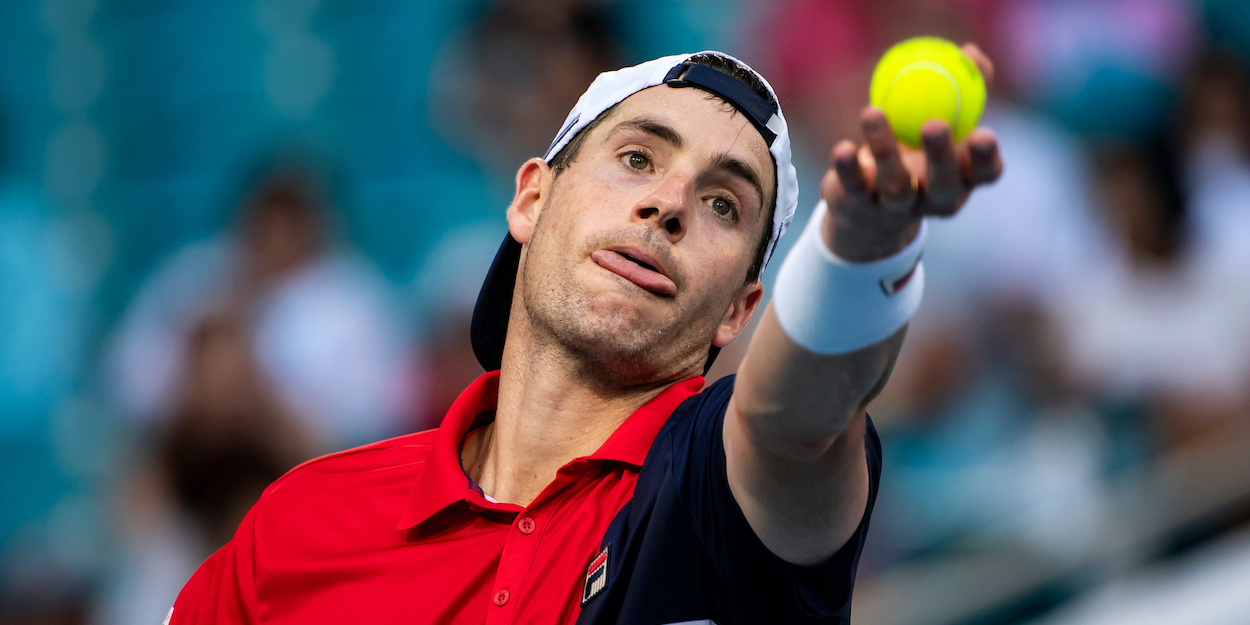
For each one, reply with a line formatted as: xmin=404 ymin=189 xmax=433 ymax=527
xmin=819 ymin=43 xmax=1004 ymax=262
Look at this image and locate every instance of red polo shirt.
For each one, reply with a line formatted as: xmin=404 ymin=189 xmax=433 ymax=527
xmin=170 ymin=370 xmax=704 ymax=624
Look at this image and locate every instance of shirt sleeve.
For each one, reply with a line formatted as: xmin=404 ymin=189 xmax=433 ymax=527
xmin=669 ymin=374 xmax=883 ymax=620
xmin=169 ymin=504 xmax=262 ymax=624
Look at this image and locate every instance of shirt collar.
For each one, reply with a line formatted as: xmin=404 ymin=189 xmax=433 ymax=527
xmin=397 ymin=371 xmax=704 ymax=531
xmin=584 ymin=375 xmax=704 ymax=465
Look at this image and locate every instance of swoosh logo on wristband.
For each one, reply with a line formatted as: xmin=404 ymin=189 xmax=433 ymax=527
xmin=880 ymin=254 xmax=922 ymax=296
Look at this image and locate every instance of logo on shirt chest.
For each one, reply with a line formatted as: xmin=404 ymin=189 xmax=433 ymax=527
xmin=581 ymin=544 xmax=610 ymax=606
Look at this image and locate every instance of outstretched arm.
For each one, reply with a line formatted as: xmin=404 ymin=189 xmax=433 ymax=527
xmin=725 ymin=44 xmax=1003 ymax=565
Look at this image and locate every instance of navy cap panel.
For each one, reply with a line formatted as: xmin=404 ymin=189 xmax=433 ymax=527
xmin=470 ymin=234 xmax=522 ymax=371
xmin=703 ymin=346 xmax=719 ymax=376
xmin=663 ymin=62 xmax=778 ymax=147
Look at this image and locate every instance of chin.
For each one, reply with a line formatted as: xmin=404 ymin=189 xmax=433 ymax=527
xmin=573 ymin=308 xmax=659 ymax=356
xmin=570 ymin=310 xmax=718 ymax=384
xmin=542 ymin=301 xmax=667 ymax=378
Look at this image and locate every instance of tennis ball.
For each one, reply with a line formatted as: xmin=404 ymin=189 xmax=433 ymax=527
xmin=869 ymin=37 xmax=986 ymax=149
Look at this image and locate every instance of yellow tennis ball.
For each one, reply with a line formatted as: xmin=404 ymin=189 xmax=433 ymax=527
xmin=870 ymin=37 xmax=986 ymax=149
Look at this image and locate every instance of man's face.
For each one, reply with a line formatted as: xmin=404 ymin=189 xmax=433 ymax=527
xmin=509 ymin=84 xmax=775 ymax=381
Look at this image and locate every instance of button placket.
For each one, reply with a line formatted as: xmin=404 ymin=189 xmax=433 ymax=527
xmin=486 ymin=470 xmax=584 ymax=623
xmin=484 ymin=511 xmax=545 ymax=623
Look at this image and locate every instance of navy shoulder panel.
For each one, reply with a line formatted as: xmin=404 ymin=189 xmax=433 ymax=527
xmin=576 ymin=375 xmax=883 ymax=625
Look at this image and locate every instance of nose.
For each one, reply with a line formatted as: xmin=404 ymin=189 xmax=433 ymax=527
xmin=632 ymin=174 xmax=691 ymax=242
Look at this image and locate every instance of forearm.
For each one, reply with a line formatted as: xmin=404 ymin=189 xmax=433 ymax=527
xmin=733 ymin=304 xmax=904 ymax=458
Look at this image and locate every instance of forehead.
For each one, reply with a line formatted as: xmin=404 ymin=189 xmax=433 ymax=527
xmin=597 ymin=85 xmax=776 ymax=192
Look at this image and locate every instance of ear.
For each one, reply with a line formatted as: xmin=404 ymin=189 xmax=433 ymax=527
xmin=506 ymin=158 xmax=552 ymax=245
xmin=712 ymin=281 xmax=764 ymax=347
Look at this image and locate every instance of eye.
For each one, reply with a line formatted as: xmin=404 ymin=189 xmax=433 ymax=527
xmin=710 ymin=197 xmax=733 ymax=216
xmin=627 ymin=153 xmax=649 ymax=170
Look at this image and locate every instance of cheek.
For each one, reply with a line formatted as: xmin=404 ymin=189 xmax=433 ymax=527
xmin=586 ymin=159 xmax=656 ymax=202
xmin=686 ymin=216 xmax=756 ymax=273
xmin=532 ymin=184 xmax=606 ymax=262
xmin=682 ymin=236 xmax=753 ymax=306
xmin=551 ymin=177 xmax=633 ymax=240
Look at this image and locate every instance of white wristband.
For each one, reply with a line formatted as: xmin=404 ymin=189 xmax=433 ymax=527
xmin=773 ymin=200 xmax=926 ymax=354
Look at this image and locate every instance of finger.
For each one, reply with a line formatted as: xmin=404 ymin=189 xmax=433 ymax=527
xmin=919 ymin=118 xmax=964 ymax=216
xmin=857 ymin=144 xmax=879 ymax=190
xmin=960 ymin=42 xmax=995 ymax=88
xmin=964 ymin=127 xmax=1003 ymax=186
xmin=861 ymin=107 xmax=914 ymax=211
xmin=831 ymin=139 xmax=870 ymax=199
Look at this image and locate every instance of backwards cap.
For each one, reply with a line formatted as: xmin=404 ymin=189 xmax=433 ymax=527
xmin=471 ymin=51 xmax=799 ymax=373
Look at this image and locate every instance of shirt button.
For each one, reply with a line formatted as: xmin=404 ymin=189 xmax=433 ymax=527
xmin=493 ymin=589 xmax=510 ymax=606
xmin=518 ymin=517 xmax=536 ymax=534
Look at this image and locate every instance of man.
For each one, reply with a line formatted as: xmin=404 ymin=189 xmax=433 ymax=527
xmin=170 ymin=48 xmax=1001 ymax=624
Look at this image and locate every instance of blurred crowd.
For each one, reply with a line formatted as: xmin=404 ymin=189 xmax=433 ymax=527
xmin=2 ymin=0 xmax=1250 ymax=623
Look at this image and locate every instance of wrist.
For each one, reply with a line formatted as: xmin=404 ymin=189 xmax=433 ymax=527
xmin=821 ymin=205 xmax=922 ymax=262
xmin=773 ymin=200 xmax=927 ymax=355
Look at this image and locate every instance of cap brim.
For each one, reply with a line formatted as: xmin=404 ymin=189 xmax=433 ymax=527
xmin=470 ymin=234 xmax=721 ymax=375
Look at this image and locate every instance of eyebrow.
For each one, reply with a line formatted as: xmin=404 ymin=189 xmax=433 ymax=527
xmin=609 ymin=115 xmax=767 ymax=210
xmin=610 ymin=117 xmax=686 ymax=150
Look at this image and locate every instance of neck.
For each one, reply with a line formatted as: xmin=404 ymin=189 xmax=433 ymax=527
xmin=465 ymin=308 xmax=674 ymax=507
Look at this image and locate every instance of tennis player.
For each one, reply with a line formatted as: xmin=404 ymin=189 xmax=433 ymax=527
xmin=169 ymin=48 xmax=1001 ymax=624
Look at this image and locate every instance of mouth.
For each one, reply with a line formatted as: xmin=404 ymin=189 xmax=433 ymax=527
xmin=591 ymin=248 xmax=677 ymax=297
xmin=620 ymin=252 xmax=659 ymax=274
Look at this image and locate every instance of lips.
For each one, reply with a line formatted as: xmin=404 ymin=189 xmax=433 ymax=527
xmin=591 ymin=249 xmax=677 ymax=297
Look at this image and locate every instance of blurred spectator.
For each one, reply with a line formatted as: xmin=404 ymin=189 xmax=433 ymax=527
xmin=106 ymin=162 xmax=410 ymax=453
xmin=430 ymin=0 xmax=621 ymax=175
xmin=1177 ymin=51 xmax=1250 ymax=279
xmin=1051 ymin=136 xmax=1250 ymax=450
xmin=157 ymin=315 xmax=311 ymax=547
xmin=94 ymin=315 xmax=311 ymax=625
xmin=96 ymin=164 xmax=406 ymax=620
